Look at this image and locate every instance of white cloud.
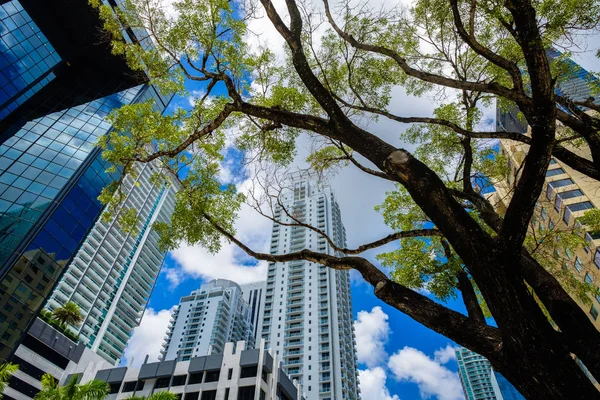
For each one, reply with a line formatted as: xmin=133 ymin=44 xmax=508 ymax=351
xmin=355 ymin=306 xmax=391 ymax=368
xmin=166 ymin=167 xmax=273 ymax=287
xmin=122 ymin=308 xmax=174 ymax=367
xmin=359 ymin=367 xmax=401 ymax=400
xmin=169 ymin=241 xmax=268 ymax=285
xmin=388 ymin=347 xmax=464 ymax=400
xmin=434 ymin=345 xmax=458 ymax=365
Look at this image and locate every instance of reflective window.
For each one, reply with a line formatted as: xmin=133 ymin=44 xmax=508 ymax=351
xmin=0 ymin=0 xmax=61 ymax=120
xmin=0 ymin=85 xmax=142 ymax=263
xmin=546 ymin=168 xmax=565 ymax=177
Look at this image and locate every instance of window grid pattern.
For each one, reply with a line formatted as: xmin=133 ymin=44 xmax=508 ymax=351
xmin=0 ymin=152 xmax=119 ymax=360
xmin=0 ymin=0 xmax=61 ymax=120
xmin=0 ymin=86 xmax=141 ymax=264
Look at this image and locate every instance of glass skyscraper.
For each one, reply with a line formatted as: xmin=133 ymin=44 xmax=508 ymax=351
xmin=261 ymin=172 xmax=360 ymax=400
xmin=0 ymin=0 xmax=147 ymax=133
xmin=44 ymin=162 xmax=178 ymax=365
xmin=0 ymin=0 xmax=61 ymax=121
xmin=0 ymin=0 xmax=174 ymax=361
xmin=0 ymin=83 xmax=171 ymax=361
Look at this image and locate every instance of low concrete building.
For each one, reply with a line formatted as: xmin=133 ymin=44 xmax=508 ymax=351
xmin=70 ymin=339 xmax=303 ymax=400
xmin=3 ymin=318 xmax=110 ymax=400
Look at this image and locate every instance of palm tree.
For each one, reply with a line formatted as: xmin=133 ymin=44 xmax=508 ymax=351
xmin=126 ymin=392 xmax=179 ymax=400
xmin=0 ymin=362 xmax=18 ymax=398
xmin=34 ymin=374 xmax=108 ymax=400
xmin=52 ymin=302 xmax=83 ymax=327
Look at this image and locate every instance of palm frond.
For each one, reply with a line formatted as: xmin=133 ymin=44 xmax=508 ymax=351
xmin=147 ymin=392 xmax=179 ymax=400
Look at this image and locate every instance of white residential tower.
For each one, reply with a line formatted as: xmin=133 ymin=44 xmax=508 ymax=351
xmin=160 ymin=279 xmax=255 ymax=361
xmin=45 ymin=162 xmax=178 ymax=364
xmin=261 ymin=172 xmax=360 ymax=400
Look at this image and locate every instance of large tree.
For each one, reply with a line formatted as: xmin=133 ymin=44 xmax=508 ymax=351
xmin=92 ymin=0 xmax=600 ymax=397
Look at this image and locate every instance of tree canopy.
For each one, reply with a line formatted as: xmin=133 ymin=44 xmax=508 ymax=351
xmin=91 ymin=0 xmax=600 ymax=397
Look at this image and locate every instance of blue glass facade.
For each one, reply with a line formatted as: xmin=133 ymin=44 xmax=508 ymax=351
xmin=0 ymin=0 xmax=61 ymax=120
xmin=0 ymin=83 xmax=171 ymax=360
xmin=0 ymin=86 xmax=142 ymax=263
xmin=492 ymin=372 xmax=526 ymax=400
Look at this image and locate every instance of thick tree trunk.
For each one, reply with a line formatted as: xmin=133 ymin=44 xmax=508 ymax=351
xmin=521 ymin=252 xmax=600 ymax=380
xmin=473 ymin=251 xmax=600 ymax=399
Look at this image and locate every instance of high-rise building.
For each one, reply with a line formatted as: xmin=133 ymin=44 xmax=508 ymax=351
xmin=43 ymin=162 xmax=178 ymax=365
xmin=489 ymin=138 xmax=600 ymax=329
xmin=0 ymin=0 xmax=173 ymax=361
xmin=160 ymin=279 xmax=255 ymax=362
xmin=455 ymin=348 xmax=497 ymax=400
xmin=240 ymin=281 xmax=266 ymax=340
xmin=261 ymin=172 xmax=359 ymax=400
xmin=0 ymin=0 xmax=148 ymax=130
xmin=70 ymin=340 xmax=304 ymax=400
xmin=496 ymin=49 xmax=599 ymax=134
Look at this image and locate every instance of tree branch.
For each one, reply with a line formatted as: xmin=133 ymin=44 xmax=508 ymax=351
xmin=457 ymin=271 xmax=486 ymax=324
xmin=322 ymin=0 xmax=522 ymax=102
xmin=448 ymin=0 xmax=524 ymax=94
xmin=261 ymin=198 xmax=442 ymax=254
xmin=204 ymin=212 xmax=503 ymax=358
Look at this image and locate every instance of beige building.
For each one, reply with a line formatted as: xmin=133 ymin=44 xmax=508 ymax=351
xmin=489 ymin=136 xmax=600 ymax=329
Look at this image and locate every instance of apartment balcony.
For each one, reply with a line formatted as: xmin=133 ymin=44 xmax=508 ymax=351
xmin=320 ymin=374 xmax=331 ymax=382
xmin=319 ymin=364 xmax=330 ymax=372
xmin=287 ymin=291 xmax=304 ymax=300
xmin=284 ymin=349 xmax=304 ymax=357
xmin=284 ymin=339 xmax=304 ymax=348
xmin=287 ymin=306 xmax=304 ymax=315
xmin=288 ymin=276 xmax=304 ymax=284
xmin=319 ymin=385 xmax=332 ymax=394
xmin=285 ymin=323 xmax=303 ymax=330
xmin=284 ymin=331 xmax=303 ymax=339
